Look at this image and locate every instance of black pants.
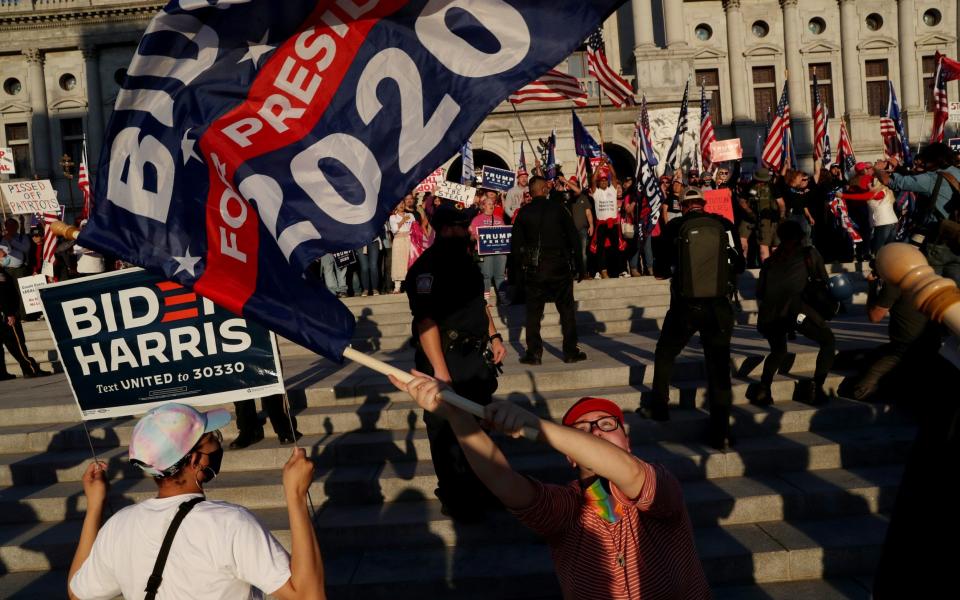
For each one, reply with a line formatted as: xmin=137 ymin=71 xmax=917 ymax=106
xmin=523 ymin=257 xmax=578 ymax=357
xmin=593 ymin=223 xmax=619 ymax=273
xmin=873 ymin=354 xmax=960 ymax=598
xmin=0 ymin=318 xmax=41 ymax=376
xmin=415 ymin=345 xmax=500 ymax=512
xmin=761 ymin=306 xmax=835 ymax=386
xmin=233 ymin=394 xmax=298 ymax=438
xmin=856 ymin=296 xmax=942 ymax=394
xmin=651 ymin=297 xmax=734 ymax=432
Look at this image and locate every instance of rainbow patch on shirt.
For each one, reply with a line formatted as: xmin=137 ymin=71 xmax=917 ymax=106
xmin=585 ymin=479 xmax=625 ymax=524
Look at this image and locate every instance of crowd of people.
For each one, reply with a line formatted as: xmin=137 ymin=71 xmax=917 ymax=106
xmin=26 ymin=142 xmax=960 ymax=599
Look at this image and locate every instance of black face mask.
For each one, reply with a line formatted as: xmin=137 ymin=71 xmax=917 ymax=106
xmin=199 ymin=446 xmax=223 ymax=482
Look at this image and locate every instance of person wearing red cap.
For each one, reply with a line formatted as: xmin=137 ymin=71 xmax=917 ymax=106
xmin=389 ymin=374 xmax=710 ymax=599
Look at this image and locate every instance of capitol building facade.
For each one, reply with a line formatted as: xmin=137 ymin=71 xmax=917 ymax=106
xmin=0 ymin=0 xmax=957 ymax=213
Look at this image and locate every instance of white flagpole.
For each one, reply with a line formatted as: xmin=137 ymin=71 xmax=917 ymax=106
xmin=342 ymin=347 xmax=540 ymax=441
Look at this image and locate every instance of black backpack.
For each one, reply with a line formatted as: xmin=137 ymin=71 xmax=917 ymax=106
xmin=676 ymin=214 xmax=731 ymax=299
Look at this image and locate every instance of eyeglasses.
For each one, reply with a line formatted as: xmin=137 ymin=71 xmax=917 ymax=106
xmin=572 ymin=415 xmax=621 ymax=433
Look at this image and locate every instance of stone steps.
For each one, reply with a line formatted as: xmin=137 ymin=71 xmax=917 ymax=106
xmin=0 ymin=261 xmax=903 ymax=597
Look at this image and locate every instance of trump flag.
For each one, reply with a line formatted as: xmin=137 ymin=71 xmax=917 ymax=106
xmin=80 ymin=0 xmax=625 ymax=361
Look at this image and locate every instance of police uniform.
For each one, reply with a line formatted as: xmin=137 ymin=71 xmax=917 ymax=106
xmin=405 ymin=203 xmax=500 ymax=519
xmin=0 ymin=269 xmax=49 ymax=379
xmin=738 ymin=172 xmax=781 ymax=248
xmin=230 ymin=394 xmax=301 ymax=448
xmin=643 ymin=194 xmax=744 ymax=449
xmin=511 ymin=192 xmax=585 ymax=363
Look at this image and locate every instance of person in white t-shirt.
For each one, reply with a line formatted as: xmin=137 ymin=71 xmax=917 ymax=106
xmin=589 ymin=168 xmax=625 ymax=278
xmin=68 ymin=403 xmax=325 ymax=600
xmin=503 ymin=172 xmax=529 ymax=222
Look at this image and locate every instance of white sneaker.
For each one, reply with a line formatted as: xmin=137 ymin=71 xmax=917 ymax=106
xmin=619 ymin=271 xmax=630 ymax=278
xmin=593 ymin=273 xmax=601 ymax=280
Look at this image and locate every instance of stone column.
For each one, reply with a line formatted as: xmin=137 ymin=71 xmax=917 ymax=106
xmin=663 ymin=0 xmax=688 ymax=48
xmin=24 ymin=48 xmax=51 ymax=179
xmin=781 ymin=0 xmax=807 ymax=118
xmin=838 ymin=0 xmax=865 ymax=116
xmin=632 ymin=0 xmax=656 ymax=50
xmin=897 ymin=0 xmax=922 ymax=111
xmin=80 ymin=44 xmax=104 ymax=167
xmin=723 ymin=0 xmax=751 ymax=123
xmin=781 ymin=0 xmax=810 ymax=167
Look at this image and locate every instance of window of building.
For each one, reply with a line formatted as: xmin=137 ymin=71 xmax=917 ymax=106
xmin=865 ymin=59 xmax=889 ymax=116
xmin=696 ymin=68 xmax=722 ymax=125
xmin=3 ymin=78 xmax=21 ymax=96
xmin=923 ymin=9 xmax=942 ymax=27
xmin=752 ymin=66 xmax=777 ymax=122
xmin=59 ymin=73 xmax=77 ymax=92
xmin=695 ymin=24 xmax=713 ymax=41
xmin=923 ymin=55 xmax=938 ymax=111
xmin=808 ymin=63 xmax=835 ymax=118
xmin=752 ymin=21 xmax=769 ymax=38
xmin=566 ymin=45 xmax=588 ymax=79
xmin=59 ymin=117 xmax=85 ymax=179
xmin=4 ymin=123 xmax=32 ymax=176
xmin=808 ymin=18 xmax=826 ymax=35
xmin=865 ymin=13 xmax=884 ymax=32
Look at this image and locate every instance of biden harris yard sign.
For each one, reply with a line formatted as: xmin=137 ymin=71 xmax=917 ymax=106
xmin=39 ymin=269 xmax=284 ymax=420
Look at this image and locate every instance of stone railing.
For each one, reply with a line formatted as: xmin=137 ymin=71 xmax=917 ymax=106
xmin=579 ymin=75 xmax=637 ymax=101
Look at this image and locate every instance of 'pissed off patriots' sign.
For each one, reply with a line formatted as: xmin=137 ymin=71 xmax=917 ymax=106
xmin=80 ymin=0 xmax=626 ymax=361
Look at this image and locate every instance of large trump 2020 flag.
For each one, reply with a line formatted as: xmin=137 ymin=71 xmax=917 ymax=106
xmin=80 ymin=0 xmax=624 ymax=361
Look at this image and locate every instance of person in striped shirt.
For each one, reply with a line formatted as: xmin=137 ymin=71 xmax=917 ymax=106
xmin=390 ymin=374 xmax=710 ymax=599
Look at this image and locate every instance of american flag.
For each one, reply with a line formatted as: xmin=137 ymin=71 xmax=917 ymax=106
xmin=586 ymin=29 xmax=635 ymax=107
xmin=881 ymin=81 xmax=911 ymax=165
xmin=509 ymin=69 xmax=589 ymax=107
xmin=41 ymin=211 xmax=59 ymax=276
xmin=812 ymin=75 xmax=829 ymax=167
xmin=631 ymin=96 xmax=659 ymax=166
xmin=932 ymin=52 xmax=951 ymax=143
xmin=829 ymin=192 xmax=862 ymax=245
xmin=837 ymin=118 xmax=856 ymax=174
xmin=665 ymin=80 xmax=690 ymax=173
xmin=517 ymin=144 xmax=528 ymax=177
xmin=762 ymin=82 xmax=791 ymax=171
xmin=699 ymin=83 xmax=716 ymax=172
xmin=78 ymin=156 xmax=91 ymax=220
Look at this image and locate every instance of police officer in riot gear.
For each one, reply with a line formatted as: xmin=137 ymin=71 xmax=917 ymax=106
xmin=405 ymin=201 xmax=507 ymax=521
xmin=512 ymin=175 xmax=585 ymax=365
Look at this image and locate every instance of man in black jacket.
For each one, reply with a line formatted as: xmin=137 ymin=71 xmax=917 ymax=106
xmin=511 ymin=176 xmax=586 ymax=365
xmin=640 ymin=188 xmax=744 ymax=450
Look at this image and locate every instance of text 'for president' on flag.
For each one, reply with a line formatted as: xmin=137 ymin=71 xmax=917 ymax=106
xmin=79 ymin=0 xmax=626 ymax=362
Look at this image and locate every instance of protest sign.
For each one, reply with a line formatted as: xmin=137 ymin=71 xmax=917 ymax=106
xmin=17 ymin=274 xmax=46 ymax=315
xmin=414 ymin=167 xmax=446 ymax=194
xmin=333 ymin=250 xmax=356 ymax=269
xmin=436 ymin=180 xmax=477 ymax=205
xmin=709 ymin=139 xmax=743 ymax=162
xmin=703 ymin=188 xmax=735 ymax=222
xmin=1 ymin=180 xmax=58 ymax=214
xmin=949 ymin=138 xmax=960 ymax=153
xmin=0 ymin=147 xmax=15 ymax=175
xmin=480 ymin=166 xmax=516 ymax=192
xmin=950 ymin=102 xmax=960 ymax=123
xmin=39 ymin=269 xmax=284 ymax=420
xmin=477 ymin=226 xmax=512 ymax=255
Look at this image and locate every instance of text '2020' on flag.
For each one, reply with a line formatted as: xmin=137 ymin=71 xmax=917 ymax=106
xmin=79 ymin=0 xmax=626 ymax=362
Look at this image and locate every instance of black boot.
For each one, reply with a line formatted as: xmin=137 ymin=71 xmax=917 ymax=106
xmin=229 ymin=428 xmax=264 ymax=449
xmin=746 ymin=382 xmax=774 ymax=407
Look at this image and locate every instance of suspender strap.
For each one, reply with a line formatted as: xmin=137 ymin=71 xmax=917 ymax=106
xmin=144 ymin=497 xmax=204 ymax=600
